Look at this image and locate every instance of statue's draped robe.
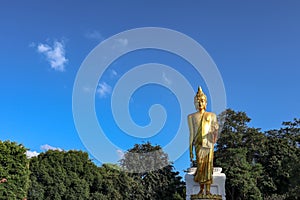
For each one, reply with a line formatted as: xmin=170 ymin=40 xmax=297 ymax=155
xmin=193 ymin=112 xmax=218 ymax=184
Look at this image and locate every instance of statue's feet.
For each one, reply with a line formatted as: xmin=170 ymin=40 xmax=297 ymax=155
xmin=206 ymin=191 xmax=212 ymax=196
xmin=197 ymin=189 xmax=204 ymax=195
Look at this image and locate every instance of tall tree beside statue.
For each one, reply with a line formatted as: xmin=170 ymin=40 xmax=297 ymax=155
xmin=214 ymin=109 xmax=300 ymax=200
xmin=215 ymin=109 xmax=264 ymax=199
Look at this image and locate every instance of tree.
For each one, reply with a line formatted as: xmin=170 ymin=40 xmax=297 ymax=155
xmin=28 ymin=149 xmax=144 ymax=200
xmin=120 ymin=142 xmax=169 ymax=174
xmin=95 ymin=163 xmax=145 ymax=200
xmin=215 ymin=109 xmax=300 ymax=199
xmin=215 ymin=109 xmax=264 ymax=200
xmin=261 ymin=118 xmax=300 ymax=199
xmin=120 ymin=142 xmax=185 ymax=200
xmin=0 ymin=140 xmax=30 ymax=199
xmin=28 ymin=150 xmax=100 ymax=200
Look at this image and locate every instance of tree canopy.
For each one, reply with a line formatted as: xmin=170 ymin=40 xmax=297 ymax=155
xmin=27 ymin=143 xmax=185 ymax=200
xmin=215 ymin=109 xmax=300 ymax=200
xmin=28 ymin=150 xmax=144 ymax=200
xmin=120 ymin=142 xmax=185 ymax=200
xmin=0 ymin=140 xmax=30 ymax=200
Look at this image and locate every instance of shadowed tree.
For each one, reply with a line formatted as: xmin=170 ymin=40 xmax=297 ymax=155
xmin=215 ymin=110 xmax=300 ymax=200
xmin=261 ymin=118 xmax=300 ymax=199
xmin=120 ymin=142 xmax=185 ymax=200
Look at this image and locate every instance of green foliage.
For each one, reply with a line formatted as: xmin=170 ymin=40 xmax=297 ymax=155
xmin=215 ymin=109 xmax=300 ymax=200
xmin=120 ymin=142 xmax=169 ymax=173
xmin=0 ymin=140 xmax=30 ymax=200
xmin=215 ymin=110 xmax=263 ymax=200
xmin=120 ymin=142 xmax=185 ymax=200
xmin=27 ymin=150 xmax=149 ymax=200
xmin=96 ymin=163 xmax=145 ymax=200
xmin=261 ymin=119 xmax=300 ymax=199
xmin=28 ymin=150 xmax=99 ymax=200
xmin=25 ymin=144 xmax=185 ymax=200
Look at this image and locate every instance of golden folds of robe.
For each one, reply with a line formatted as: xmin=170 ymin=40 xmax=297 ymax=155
xmin=193 ymin=112 xmax=218 ymax=184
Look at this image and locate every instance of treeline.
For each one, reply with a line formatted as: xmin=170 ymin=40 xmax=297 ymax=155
xmin=0 ymin=109 xmax=299 ymax=199
xmin=215 ymin=109 xmax=300 ymax=200
xmin=0 ymin=142 xmax=185 ymax=200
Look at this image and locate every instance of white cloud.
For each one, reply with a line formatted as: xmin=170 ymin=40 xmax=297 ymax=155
xmin=37 ymin=41 xmax=68 ymax=72
xmin=162 ymin=72 xmax=172 ymax=85
xmin=110 ymin=69 xmax=118 ymax=78
xmin=116 ymin=149 xmax=124 ymax=159
xmin=97 ymin=82 xmax=112 ymax=98
xmin=26 ymin=150 xmax=39 ymax=158
xmin=85 ymin=30 xmax=104 ymax=41
xmin=40 ymin=144 xmax=63 ymax=151
xmin=37 ymin=43 xmax=51 ymax=52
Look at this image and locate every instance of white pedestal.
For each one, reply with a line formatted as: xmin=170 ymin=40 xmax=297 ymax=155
xmin=185 ymin=167 xmax=226 ymax=200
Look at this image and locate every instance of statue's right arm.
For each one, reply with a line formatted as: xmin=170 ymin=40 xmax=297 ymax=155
xmin=188 ymin=115 xmax=194 ymax=162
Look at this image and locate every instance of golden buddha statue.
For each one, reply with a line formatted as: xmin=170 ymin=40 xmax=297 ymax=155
xmin=188 ymin=87 xmax=219 ymax=196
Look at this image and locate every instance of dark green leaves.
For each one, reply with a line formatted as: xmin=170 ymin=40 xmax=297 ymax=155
xmin=0 ymin=141 xmax=30 ymax=200
xmin=215 ymin=109 xmax=300 ymax=200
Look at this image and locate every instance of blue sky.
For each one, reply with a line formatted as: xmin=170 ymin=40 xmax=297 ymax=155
xmin=1 ymin=1 xmax=300 ymax=175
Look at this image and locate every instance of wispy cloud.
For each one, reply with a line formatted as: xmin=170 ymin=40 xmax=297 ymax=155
xmin=26 ymin=150 xmax=39 ymax=158
xmin=37 ymin=40 xmax=68 ymax=71
xmin=110 ymin=69 xmax=118 ymax=78
xmin=97 ymin=82 xmax=112 ymax=98
xmin=162 ymin=72 xmax=172 ymax=85
xmin=40 ymin=144 xmax=63 ymax=151
xmin=85 ymin=30 xmax=104 ymax=42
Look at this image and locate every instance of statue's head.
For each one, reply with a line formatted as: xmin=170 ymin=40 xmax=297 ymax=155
xmin=194 ymin=86 xmax=207 ymax=111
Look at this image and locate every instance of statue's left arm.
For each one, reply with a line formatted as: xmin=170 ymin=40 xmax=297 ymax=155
xmin=188 ymin=114 xmax=194 ymax=162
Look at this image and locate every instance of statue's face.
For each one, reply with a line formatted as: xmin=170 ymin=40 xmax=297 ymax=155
xmin=195 ymin=96 xmax=207 ymax=111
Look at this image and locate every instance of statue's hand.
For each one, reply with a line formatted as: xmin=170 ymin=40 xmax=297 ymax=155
xmin=213 ymin=131 xmax=218 ymax=143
